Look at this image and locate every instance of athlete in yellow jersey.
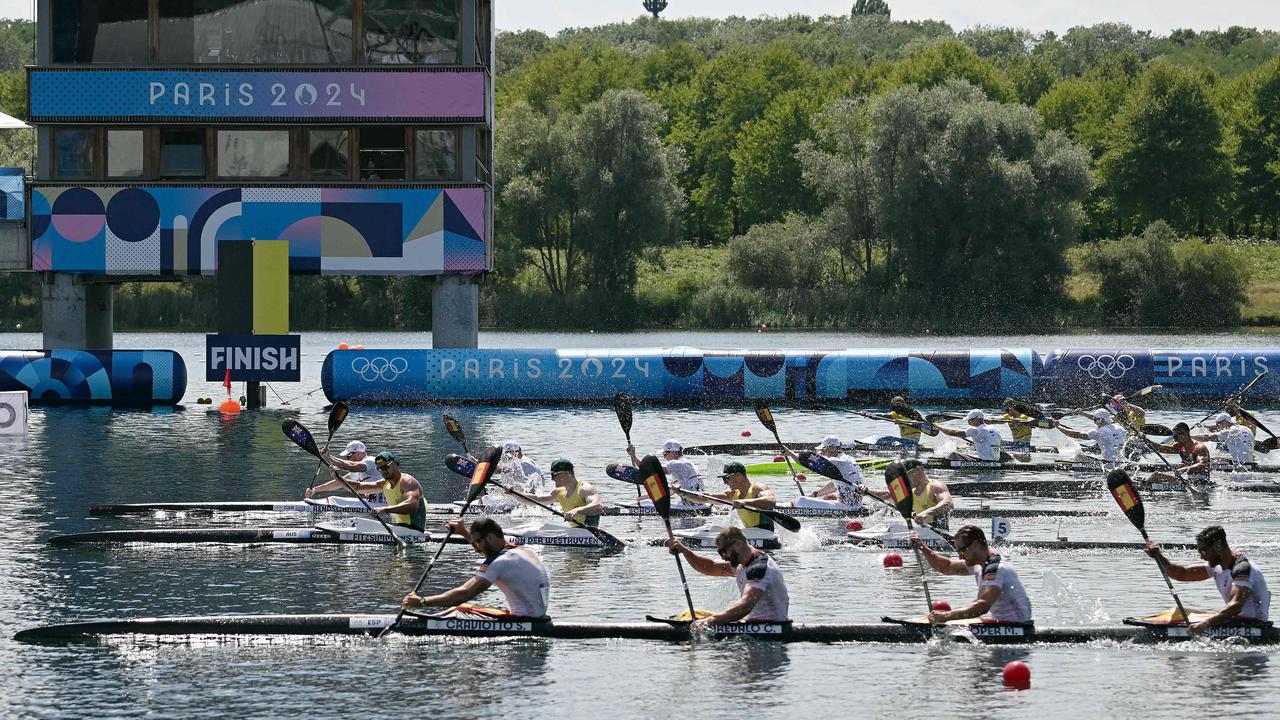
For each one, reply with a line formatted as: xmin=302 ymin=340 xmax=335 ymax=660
xmin=865 ymin=459 xmax=952 ymax=529
xmin=692 ymin=462 xmax=777 ymax=531
xmin=888 ymin=396 xmax=924 ymax=443
xmin=318 ymin=449 xmax=427 ymax=530
xmin=998 ymin=398 xmax=1035 ymax=445
xmin=1110 ymin=394 xmax=1146 ymax=431
xmin=533 ymin=459 xmax=604 ymax=528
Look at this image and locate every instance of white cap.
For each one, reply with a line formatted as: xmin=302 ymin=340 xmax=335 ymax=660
xmin=502 ymin=440 xmax=521 ymax=453
xmin=815 ymin=435 xmax=841 ymax=450
xmin=966 ymin=409 xmax=985 ymax=422
xmin=1091 ymin=409 xmax=1111 ymax=423
xmin=339 ymin=440 xmax=366 ymax=458
xmin=1213 ymin=413 xmax=1233 ymax=426
xmin=662 ymin=440 xmax=682 ymax=453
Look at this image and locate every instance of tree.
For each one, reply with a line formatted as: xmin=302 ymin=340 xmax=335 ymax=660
xmin=1224 ymin=58 xmax=1280 ymax=237
xmin=889 ymin=39 xmax=1015 ymax=102
xmin=851 ymin=0 xmax=890 ymax=18
xmin=1097 ymin=62 xmax=1230 ymax=235
xmin=1083 ymin=221 xmax=1181 ymax=324
xmin=731 ymin=89 xmax=826 ymax=228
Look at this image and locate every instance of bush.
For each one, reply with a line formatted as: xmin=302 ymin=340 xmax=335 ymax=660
xmin=726 ymin=215 xmax=826 ymax=290
xmin=1175 ymin=239 xmax=1250 ymax=326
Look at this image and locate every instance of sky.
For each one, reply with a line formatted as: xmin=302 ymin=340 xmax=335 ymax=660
xmin=0 ymin=0 xmax=1271 ymax=36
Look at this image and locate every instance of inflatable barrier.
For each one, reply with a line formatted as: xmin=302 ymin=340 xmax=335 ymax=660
xmin=320 ymin=347 xmax=1280 ymax=405
xmin=0 ymin=350 xmax=186 ymax=406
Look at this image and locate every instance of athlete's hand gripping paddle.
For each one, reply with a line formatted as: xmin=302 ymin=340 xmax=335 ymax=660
xmin=754 ymin=400 xmax=805 ymax=496
xmin=613 ymin=393 xmax=641 ymax=499
xmin=638 ymin=455 xmax=698 ymax=621
xmin=282 ymin=418 xmax=405 ymax=549
xmin=885 ymin=466 xmax=935 ymax=615
xmin=442 ymin=414 xmax=472 ymax=457
xmin=1107 ymin=470 xmax=1191 ymax=624
xmin=379 ymin=444 xmax=502 ymax=638
xmin=305 ymin=402 xmax=350 ymax=493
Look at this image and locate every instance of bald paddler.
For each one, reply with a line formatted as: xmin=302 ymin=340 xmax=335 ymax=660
xmin=668 ymin=527 xmax=789 ymax=627
xmin=781 ymin=435 xmax=863 ymax=506
xmin=403 ymin=517 xmax=551 ymax=619
xmin=628 ymin=439 xmax=704 ymax=492
xmin=1056 ymin=409 xmax=1129 ymax=462
xmin=691 ymin=462 xmax=776 ymax=531
xmin=306 ymin=440 xmax=385 ymax=503
xmin=531 ymin=459 xmax=604 ymax=527
xmin=1144 ymin=525 xmax=1271 ymax=634
xmin=937 ymin=410 xmax=1005 ymax=461
xmin=910 ymin=524 xmax=1032 ymax=624
xmin=1191 ymin=413 xmax=1254 ymax=465
xmin=1147 ymin=422 xmax=1211 ymax=485
xmin=317 ymin=450 xmax=426 ymax=531
xmin=865 ymin=459 xmax=952 ymax=529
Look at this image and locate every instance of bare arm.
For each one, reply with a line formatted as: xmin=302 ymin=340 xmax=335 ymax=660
xmin=915 ymin=484 xmax=953 ymax=523
xmin=374 ymin=477 xmax=422 ymax=516
xmin=1197 ymin=584 xmax=1252 ymax=628
xmin=1056 ymin=424 xmax=1092 ymax=441
xmin=576 ymin=483 xmax=604 ymax=515
xmin=739 ymin=484 xmax=776 ymax=510
xmin=912 ymin=539 xmax=970 ymax=575
xmin=1145 ymin=543 xmax=1212 ymax=581
xmin=708 ymin=587 xmax=764 ymax=625
xmin=938 ymin=426 xmax=967 ymax=439
xmin=935 ymin=585 xmax=1000 ymax=622
xmin=411 ymin=576 xmax=492 ymax=608
xmin=670 ymin=541 xmax=734 ymax=577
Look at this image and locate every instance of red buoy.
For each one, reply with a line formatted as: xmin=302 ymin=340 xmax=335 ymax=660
xmin=773 ymin=455 xmax=785 ymax=463
xmin=796 ymin=473 xmax=807 ymax=481
xmin=882 ymin=552 xmax=903 ymax=568
xmin=1003 ymin=661 xmax=1031 ymax=690
xmin=219 ymin=398 xmax=242 ymax=415
xmin=742 ymin=430 xmax=752 ymax=437
xmin=931 ymin=600 xmax=952 ymax=612
xmin=846 ymin=520 xmax=863 ymax=531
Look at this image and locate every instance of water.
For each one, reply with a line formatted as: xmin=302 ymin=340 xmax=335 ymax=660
xmin=4 ymin=330 xmax=1280 ymax=718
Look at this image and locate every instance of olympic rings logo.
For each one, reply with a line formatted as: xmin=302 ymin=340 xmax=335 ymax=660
xmin=351 ymin=357 xmax=409 ymax=382
xmin=1077 ymin=354 xmax=1136 ymax=380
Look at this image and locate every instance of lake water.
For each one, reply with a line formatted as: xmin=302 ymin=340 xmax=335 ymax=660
xmin=4 ymin=330 xmax=1280 ymax=719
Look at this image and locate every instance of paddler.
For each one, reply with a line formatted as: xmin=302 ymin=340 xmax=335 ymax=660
xmin=1144 ymin=525 xmax=1271 ymax=633
xmin=628 ymin=439 xmax=704 ymax=492
xmin=690 ymin=461 xmax=777 ymax=531
xmin=996 ymin=398 xmax=1037 ymax=453
xmin=501 ymin=440 xmax=551 ymax=494
xmin=1146 ymin=422 xmax=1211 ymax=485
xmin=402 ymin=517 xmax=551 ymax=619
xmin=306 ymin=440 xmax=385 ymax=503
xmin=1056 ymin=409 xmax=1129 ymax=462
xmin=1191 ymin=413 xmax=1255 ymax=465
xmin=909 ymin=524 xmax=1032 ymax=624
xmin=668 ymin=527 xmax=789 ymax=627
xmin=1225 ymin=398 xmax=1259 ymax=435
xmin=318 ymin=450 xmax=426 ymax=531
xmin=532 ymin=459 xmax=605 ymax=527
xmin=865 ymin=459 xmax=952 ymax=529
xmin=888 ymin=396 xmax=926 ymax=447
xmin=1110 ymin=393 xmax=1147 ymax=431
xmin=781 ymin=435 xmax=863 ymax=507
xmin=937 ymin=410 xmax=1005 ymax=461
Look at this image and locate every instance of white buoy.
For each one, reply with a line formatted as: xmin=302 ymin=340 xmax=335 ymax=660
xmin=0 ymin=391 xmax=28 ymax=435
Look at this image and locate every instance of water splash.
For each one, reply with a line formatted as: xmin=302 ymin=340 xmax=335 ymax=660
xmin=1041 ymin=568 xmax=1109 ymax=624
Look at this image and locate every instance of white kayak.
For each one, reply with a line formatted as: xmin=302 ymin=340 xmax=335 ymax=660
xmin=671 ymin=524 xmax=781 ymax=550
xmin=847 ymin=523 xmax=951 ymax=550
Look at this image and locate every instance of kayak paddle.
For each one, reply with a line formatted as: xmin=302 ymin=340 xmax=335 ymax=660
xmin=305 ymin=401 xmax=350 ymax=493
xmin=442 ymin=414 xmax=471 ymax=457
xmin=613 ymin=392 xmax=641 ymax=499
xmin=379 ymin=444 xmax=501 ymax=638
xmin=637 ymin=454 xmax=699 ymax=621
xmin=1106 ymin=469 xmax=1191 ymax=623
xmin=282 ymin=418 xmax=405 ymax=549
xmin=754 ymin=400 xmax=805 ymax=495
xmin=674 ymin=488 xmax=802 ymax=533
xmin=798 ymin=453 xmax=954 ymax=541
xmin=490 ymin=479 xmax=625 ymax=548
xmin=1189 ymin=370 xmax=1267 ymax=431
xmin=885 ymin=463 xmax=935 ymax=614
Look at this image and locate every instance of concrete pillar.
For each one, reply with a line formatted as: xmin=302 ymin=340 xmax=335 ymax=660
xmin=41 ymin=273 xmax=113 ymax=350
xmin=431 ymin=275 xmax=479 ymax=349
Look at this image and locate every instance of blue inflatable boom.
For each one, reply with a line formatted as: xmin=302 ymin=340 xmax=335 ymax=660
xmin=0 ymin=350 xmax=186 ymax=405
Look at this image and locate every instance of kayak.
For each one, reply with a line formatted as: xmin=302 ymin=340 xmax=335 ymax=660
xmin=745 ymin=458 xmax=892 ymax=476
xmin=847 ymin=522 xmax=1197 ymax=552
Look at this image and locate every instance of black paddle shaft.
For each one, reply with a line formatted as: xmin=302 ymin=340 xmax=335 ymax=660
xmin=306 ymin=402 xmax=350 ymax=492
xmin=638 ymin=455 xmax=698 ymax=620
xmin=1107 ymin=470 xmax=1191 ymax=623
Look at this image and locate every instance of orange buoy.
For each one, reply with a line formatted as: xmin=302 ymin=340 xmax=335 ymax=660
xmin=846 ymin=520 xmax=863 ymax=531
xmin=219 ymin=398 xmax=242 ymax=414
xmin=882 ymin=552 xmax=903 ymax=568
xmin=931 ymin=600 xmax=952 ymax=611
xmin=1003 ymin=661 xmax=1031 ymax=690
xmin=337 ymin=342 xmax=350 ymax=350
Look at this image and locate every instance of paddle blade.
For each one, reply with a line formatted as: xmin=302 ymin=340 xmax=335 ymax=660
xmin=637 ymin=454 xmax=672 ymax=519
xmin=883 ymin=463 xmax=914 ymax=519
xmin=606 ymin=463 xmax=641 ymax=484
xmin=467 ymin=445 xmax=502 ymax=503
xmin=1258 ymin=437 xmax=1279 ymax=454
xmin=754 ymin=400 xmax=778 ymax=434
xmin=1009 ymin=400 xmax=1045 ymax=419
xmin=796 ymin=450 xmax=843 ymax=482
xmin=1107 ymin=469 xmax=1145 ymax=531
xmin=1142 ymin=424 xmax=1174 ymax=436
xmin=444 ymin=453 xmax=475 ymax=478
xmin=282 ymin=420 xmax=322 ymax=459
xmin=1132 ymin=384 xmax=1162 ymax=398
xmin=328 ymin=401 xmax=350 ymax=436
xmin=613 ymin=392 xmax=634 ymax=435
xmin=443 ymin=414 xmax=466 ymax=444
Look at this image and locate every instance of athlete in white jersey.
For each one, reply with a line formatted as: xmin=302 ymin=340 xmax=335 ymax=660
xmin=629 ymin=439 xmax=704 ymax=492
xmin=501 ymin=441 xmax=552 ymax=494
xmin=783 ymin=435 xmax=863 ymax=507
xmin=1191 ymin=414 xmax=1254 ymax=465
xmin=938 ymin=410 xmax=1004 ymax=461
xmin=1146 ymin=525 xmax=1271 ymax=633
xmin=1057 ymin=410 xmax=1129 ymax=462
xmin=403 ymin=518 xmax=552 ymax=619
xmin=911 ymin=524 xmax=1032 ymax=624
xmin=305 ymin=440 xmax=386 ymax=503
xmin=669 ymin=527 xmax=789 ymax=626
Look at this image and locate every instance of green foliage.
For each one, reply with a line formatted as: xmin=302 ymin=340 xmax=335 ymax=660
xmin=1175 ymin=239 xmax=1250 ymax=325
xmin=888 ymin=39 xmax=1015 ymax=102
xmin=851 ymin=0 xmax=891 ymax=18
xmin=1222 ymin=58 xmax=1280 ymax=237
xmin=730 ymin=90 xmax=826 ymax=227
xmin=726 ymin=214 xmax=825 ymax=290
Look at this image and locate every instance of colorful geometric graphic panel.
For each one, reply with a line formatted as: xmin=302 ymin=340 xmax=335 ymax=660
xmin=0 ymin=350 xmax=186 ymax=405
xmin=0 ymin=168 xmax=23 ymax=221
xmin=31 ymin=186 xmax=488 ymax=277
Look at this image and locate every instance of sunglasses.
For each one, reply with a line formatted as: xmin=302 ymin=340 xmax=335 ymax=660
xmin=954 ymin=543 xmax=971 ymax=555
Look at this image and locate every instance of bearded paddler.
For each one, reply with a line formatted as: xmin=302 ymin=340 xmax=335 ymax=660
xmin=403 ymin=517 xmax=551 ymax=619
xmin=1144 ymin=525 xmax=1271 ymax=634
xmin=1146 ymin=422 xmax=1211 ymax=485
xmin=668 ymin=526 xmax=789 ymax=627
xmin=691 ymin=462 xmax=777 ymax=531
xmin=909 ymin=525 xmax=1032 ymax=625
xmin=317 ymin=449 xmax=426 ymax=531
xmin=865 ymin=460 xmax=952 ymax=529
